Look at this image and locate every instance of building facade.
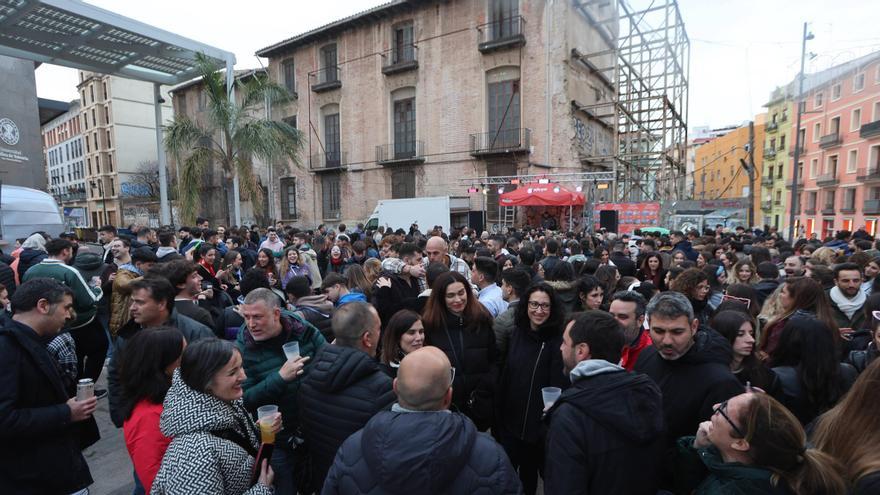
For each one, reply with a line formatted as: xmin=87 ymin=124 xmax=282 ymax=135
xmin=0 ymin=55 xmax=45 ymax=189
xmin=77 ymin=71 xmax=172 ymax=227
xmin=255 ymin=0 xmax=619 ymax=230
xmin=761 ymin=89 xmax=794 ymax=230
xmin=693 ymin=121 xmax=765 ymax=225
xmin=42 ymin=100 xmax=88 ymax=227
xmin=794 ymin=54 xmax=880 ymax=239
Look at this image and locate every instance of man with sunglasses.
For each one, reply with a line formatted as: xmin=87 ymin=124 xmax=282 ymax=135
xmin=634 ymin=292 xmax=743 ymax=472
xmin=323 ymin=346 xmax=522 ymax=493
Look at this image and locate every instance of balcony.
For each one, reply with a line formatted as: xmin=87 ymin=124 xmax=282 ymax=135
xmin=311 ymin=66 xmax=341 ymax=93
xmin=477 ymin=16 xmax=526 ymax=53
xmin=788 ymin=146 xmax=804 ymax=157
xmin=841 ymin=204 xmax=856 ymax=214
xmin=785 ymin=176 xmax=804 ymax=189
xmin=861 ymin=120 xmax=880 ymax=139
xmin=761 ymin=200 xmax=773 ymax=211
xmin=310 ymin=150 xmax=347 ymax=172
xmin=470 ymin=127 xmax=531 ymax=157
xmin=381 ymin=44 xmax=418 ymax=75
xmin=856 ymin=166 xmax=880 ymax=183
xmin=761 ymin=175 xmax=774 ymax=186
xmin=821 ymin=205 xmax=836 ymax=215
xmin=766 ymin=121 xmax=778 ymax=133
xmin=804 ymin=207 xmax=816 ymax=215
xmin=816 ymin=172 xmax=839 ymax=187
xmin=819 ymin=132 xmax=841 ymax=149
xmin=376 ymin=141 xmax=425 ymax=165
xmin=763 ymin=147 xmax=777 ymax=159
xmin=865 ymin=199 xmax=880 ymax=215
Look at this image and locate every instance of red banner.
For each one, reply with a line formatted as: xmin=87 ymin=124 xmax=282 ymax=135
xmin=593 ymin=202 xmax=661 ymax=235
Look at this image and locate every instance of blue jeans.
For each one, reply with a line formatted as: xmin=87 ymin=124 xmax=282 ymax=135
xmin=132 ymin=469 xmax=145 ymax=495
xmin=270 ymin=441 xmax=297 ymax=495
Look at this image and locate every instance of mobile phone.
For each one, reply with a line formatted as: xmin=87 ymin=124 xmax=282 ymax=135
xmin=249 ymin=443 xmax=274 ymax=485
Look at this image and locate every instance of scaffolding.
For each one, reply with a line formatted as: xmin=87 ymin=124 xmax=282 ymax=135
xmin=573 ymin=0 xmax=690 ymax=203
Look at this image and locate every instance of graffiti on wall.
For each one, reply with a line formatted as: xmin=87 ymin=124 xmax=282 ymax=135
xmin=573 ymin=117 xmax=612 ymax=157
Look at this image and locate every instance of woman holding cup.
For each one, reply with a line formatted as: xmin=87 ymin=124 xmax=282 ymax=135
xmin=495 ymin=282 xmax=568 ymax=495
xmin=151 ymin=338 xmax=277 ymax=495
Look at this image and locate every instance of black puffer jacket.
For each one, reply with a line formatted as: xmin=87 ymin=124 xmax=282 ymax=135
xmin=0 ymin=261 xmax=16 ymax=296
xmin=496 ymin=323 xmax=567 ymax=444
xmin=635 ymin=328 xmax=743 ymax=446
xmin=771 ymin=363 xmax=858 ymax=425
xmin=544 ymin=360 xmax=665 ymax=495
xmin=323 ymin=410 xmax=523 ymax=494
xmin=17 ymin=248 xmax=47 ymax=280
xmin=847 ymin=342 xmax=879 ymax=374
xmin=425 ymin=311 xmax=497 ymax=430
xmin=298 ymin=345 xmax=395 ymax=490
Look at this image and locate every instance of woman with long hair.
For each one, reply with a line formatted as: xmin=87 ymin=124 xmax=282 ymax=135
xmin=671 ymin=249 xmax=688 ymax=267
xmin=812 ymin=359 xmax=880 ymax=493
xmin=255 ymin=248 xmax=280 ymax=289
xmin=732 ymin=259 xmax=759 ymax=285
xmin=279 ymin=247 xmax=311 ymax=290
xmin=217 ymin=250 xmax=244 ymax=301
xmin=637 ymin=253 xmax=667 ymax=291
xmin=594 ymin=265 xmax=619 ymax=309
xmin=379 ymin=310 xmax=424 ymax=378
xmin=677 ymin=391 xmax=847 ymax=494
xmin=593 ymin=246 xmax=611 ymax=266
xmin=362 ymin=258 xmax=382 ymax=286
xmin=151 ymin=338 xmax=277 ymax=494
xmin=710 ymin=311 xmax=780 ymax=397
xmin=422 ymin=271 xmax=496 ymax=430
xmin=544 ymin=262 xmax=579 ymax=315
xmin=771 ymin=316 xmax=858 ymax=425
xmin=344 ymin=263 xmax=373 ymax=300
xmin=671 ymin=268 xmax=712 ymax=325
xmin=121 ymin=327 xmax=186 ymax=494
xmin=760 ymin=277 xmax=840 ymax=363
xmin=496 ymin=283 xmax=568 ymax=494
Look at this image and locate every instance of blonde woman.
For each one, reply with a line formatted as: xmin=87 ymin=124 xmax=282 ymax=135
xmin=811 ymin=246 xmax=839 ymax=267
xmin=363 ymin=258 xmax=382 ymax=286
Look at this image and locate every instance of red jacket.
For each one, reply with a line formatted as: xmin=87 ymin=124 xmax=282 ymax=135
xmin=124 ymin=400 xmax=171 ymax=494
xmin=620 ymin=329 xmax=652 ymax=371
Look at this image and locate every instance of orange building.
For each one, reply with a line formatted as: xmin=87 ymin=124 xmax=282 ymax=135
xmin=693 ymin=121 xmax=765 ymax=226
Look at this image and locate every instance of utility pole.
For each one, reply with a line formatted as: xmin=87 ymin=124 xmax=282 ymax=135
xmin=788 ymin=23 xmax=814 ymax=241
xmin=739 ymin=126 xmax=755 ymax=229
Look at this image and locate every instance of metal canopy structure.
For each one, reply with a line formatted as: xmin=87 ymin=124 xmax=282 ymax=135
xmin=574 ymin=0 xmax=689 ymax=203
xmin=0 ymin=0 xmax=236 ymax=225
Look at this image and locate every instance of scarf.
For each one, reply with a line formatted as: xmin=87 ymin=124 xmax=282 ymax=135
xmin=829 ymin=286 xmax=866 ymax=320
xmin=199 ymin=259 xmax=216 ymax=277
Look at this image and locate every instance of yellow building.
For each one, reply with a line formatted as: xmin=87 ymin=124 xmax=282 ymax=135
xmin=693 ymin=120 xmax=765 ymax=226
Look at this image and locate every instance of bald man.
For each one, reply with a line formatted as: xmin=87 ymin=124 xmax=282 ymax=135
xmin=323 ymin=347 xmax=522 ymax=494
xmin=380 ymin=236 xmax=471 ymax=292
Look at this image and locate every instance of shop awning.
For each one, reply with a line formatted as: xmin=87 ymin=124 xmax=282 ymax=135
xmin=499 ymin=183 xmax=585 ymax=207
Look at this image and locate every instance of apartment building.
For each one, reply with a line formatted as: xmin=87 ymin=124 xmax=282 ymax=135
xmin=794 ymin=52 xmax=880 ymax=239
xmin=693 ymin=121 xmax=765 ymax=224
xmin=761 ymin=89 xmax=794 ymax=230
xmin=255 ymin=0 xmax=618 ymax=228
xmin=42 ymin=100 xmax=87 ymax=226
xmin=77 ymin=71 xmax=172 ymax=227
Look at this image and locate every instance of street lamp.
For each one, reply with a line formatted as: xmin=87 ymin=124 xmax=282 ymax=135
xmin=787 ymin=23 xmax=813 ymax=242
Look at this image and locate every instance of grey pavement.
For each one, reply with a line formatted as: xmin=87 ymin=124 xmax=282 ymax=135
xmin=83 ymin=366 xmax=135 ymax=495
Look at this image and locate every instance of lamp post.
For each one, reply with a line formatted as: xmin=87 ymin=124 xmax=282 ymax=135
xmin=787 ymin=23 xmax=814 ymax=241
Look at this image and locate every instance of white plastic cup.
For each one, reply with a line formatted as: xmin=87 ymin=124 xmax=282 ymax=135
xmin=282 ymin=341 xmax=300 ymax=360
xmin=257 ymin=404 xmax=278 ymax=421
xmin=542 ymin=387 xmax=562 ymax=408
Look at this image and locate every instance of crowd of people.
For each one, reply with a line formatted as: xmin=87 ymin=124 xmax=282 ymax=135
xmin=1 ymin=217 xmax=879 ymax=495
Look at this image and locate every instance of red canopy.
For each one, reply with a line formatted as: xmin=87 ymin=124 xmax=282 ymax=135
xmin=498 ymin=183 xmax=585 ymax=206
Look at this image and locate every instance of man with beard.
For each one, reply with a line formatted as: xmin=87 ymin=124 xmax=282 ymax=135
xmin=828 ymin=262 xmax=866 ymax=335
xmin=783 ymin=255 xmax=805 ymax=278
xmin=608 ymin=291 xmax=651 ymax=371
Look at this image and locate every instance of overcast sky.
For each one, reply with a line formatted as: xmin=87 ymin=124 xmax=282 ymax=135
xmin=34 ymin=0 xmax=880 ymax=130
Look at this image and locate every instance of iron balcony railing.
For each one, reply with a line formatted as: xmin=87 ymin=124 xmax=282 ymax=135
xmin=785 ymin=176 xmax=804 ymax=188
xmin=819 ymin=132 xmax=841 ymax=148
xmin=860 ymin=120 xmax=880 ymax=139
xmin=766 ymin=121 xmax=778 ymax=132
xmin=376 ymin=140 xmax=425 ymax=164
xmin=816 ymin=172 xmax=838 ymax=187
xmin=478 ymin=15 xmax=526 ymax=52
xmin=864 ymin=199 xmax=880 ymax=214
xmin=761 ymin=175 xmax=774 ymax=186
xmin=821 ymin=205 xmax=836 ymax=215
xmin=856 ymin=166 xmax=880 ymax=183
xmin=763 ymin=147 xmax=777 ymax=159
xmin=311 ymin=66 xmax=341 ymax=92
xmin=761 ymin=200 xmax=773 ymax=211
xmin=382 ymin=44 xmax=418 ymax=75
xmin=470 ymin=127 xmax=531 ymax=156
xmin=310 ymin=150 xmax=347 ymax=171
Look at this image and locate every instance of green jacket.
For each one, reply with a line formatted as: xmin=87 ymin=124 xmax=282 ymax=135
xmin=236 ymin=310 xmax=326 ymax=438
xmin=675 ymin=436 xmax=792 ymax=495
xmin=22 ymin=259 xmax=102 ymax=329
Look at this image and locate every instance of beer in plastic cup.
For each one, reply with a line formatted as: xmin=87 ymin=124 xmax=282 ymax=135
xmin=257 ymin=405 xmax=278 ymax=444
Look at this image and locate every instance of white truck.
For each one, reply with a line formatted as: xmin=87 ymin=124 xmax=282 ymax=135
xmin=0 ymin=184 xmax=65 ymax=242
xmin=364 ymin=196 xmax=452 ymax=233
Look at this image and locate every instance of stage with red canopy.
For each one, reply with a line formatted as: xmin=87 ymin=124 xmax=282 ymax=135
xmin=498 ymin=183 xmax=585 ymax=206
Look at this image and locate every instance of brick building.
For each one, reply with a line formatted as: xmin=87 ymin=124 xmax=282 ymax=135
xmin=254 ymin=0 xmax=619 ymax=229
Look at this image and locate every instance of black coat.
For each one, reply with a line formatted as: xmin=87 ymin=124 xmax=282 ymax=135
xmin=0 ymin=261 xmax=16 ymax=296
xmin=298 ymin=345 xmax=395 ymax=490
xmin=753 ymin=279 xmax=780 ymax=307
xmin=0 ymin=320 xmax=93 ymax=493
xmin=372 ymin=272 xmax=421 ymax=328
xmin=771 ymin=363 xmax=858 ymax=425
xmin=610 ymin=253 xmax=637 ymax=277
xmin=17 ymin=248 xmax=47 ymax=281
xmin=634 ymin=328 xmax=744 ymax=447
xmin=323 ymin=410 xmax=522 ymax=494
xmin=544 ymin=363 xmax=665 ymax=495
xmin=847 ymin=342 xmax=879 ymax=374
xmin=425 ymin=311 xmax=498 ymax=430
xmin=496 ymin=323 xmax=567 ymax=444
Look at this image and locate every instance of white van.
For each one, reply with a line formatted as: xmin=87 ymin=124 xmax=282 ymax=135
xmin=1 ymin=184 xmax=65 ymax=242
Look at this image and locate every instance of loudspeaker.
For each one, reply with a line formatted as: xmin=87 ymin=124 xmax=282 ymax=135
xmin=599 ymin=210 xmax=619 ymax=233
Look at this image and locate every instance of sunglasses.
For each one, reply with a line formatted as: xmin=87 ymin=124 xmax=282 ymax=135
xmin=713 ymin=400 xmax=745 ymax=438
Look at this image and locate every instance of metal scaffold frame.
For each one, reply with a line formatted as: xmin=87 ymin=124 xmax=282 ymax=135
xmin=573 ymin=0 xmax=690 ymax=203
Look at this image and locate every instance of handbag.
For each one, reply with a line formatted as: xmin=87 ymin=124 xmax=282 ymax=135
xmin=289 ymin=428 xmax=318 ymax=494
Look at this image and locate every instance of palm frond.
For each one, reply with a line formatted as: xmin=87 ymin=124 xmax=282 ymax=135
xmin=163 ymin=115 xmax=207 ymax=156
xmin=233 ymin=155 xmax=264 ymax=215
xmin=239 ymin=74 xmax=294 ymax=111
xmin=234 ymin=119 xmax=304 ymax=168
xmin=177 ymin=146 xmax=213 ymax=224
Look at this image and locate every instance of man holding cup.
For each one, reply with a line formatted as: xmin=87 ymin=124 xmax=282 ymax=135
xmin=544 ymin=310 xmax=665 ymax=494
xmin=0 ymin=278 xmax=95 ymax=493
xmin=237 ymin=288 xmax=327 ymax=495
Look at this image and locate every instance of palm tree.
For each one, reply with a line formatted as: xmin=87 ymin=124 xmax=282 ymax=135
xmin=164 ymin=53 xmax=302 ymax=225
